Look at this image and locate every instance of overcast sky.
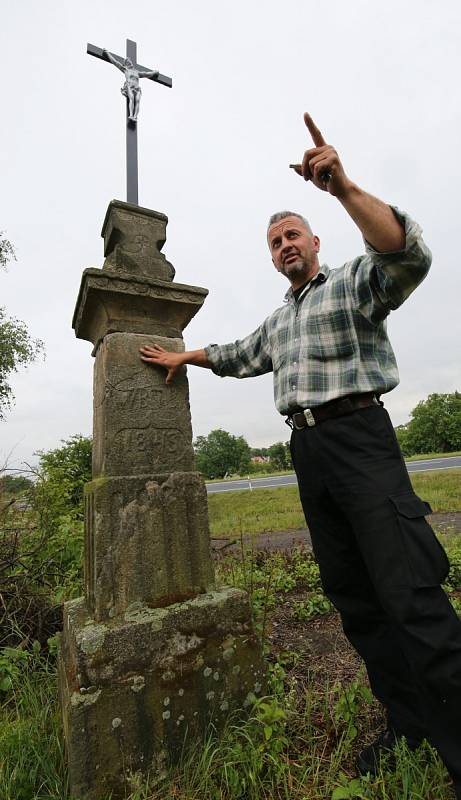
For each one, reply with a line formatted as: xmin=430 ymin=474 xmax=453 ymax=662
xmin=1 ymin=0 xmax=460 ymax=470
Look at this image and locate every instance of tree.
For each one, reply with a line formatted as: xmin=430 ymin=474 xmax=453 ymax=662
xmin=193 ymin=429 xmax=251 ymax=479
xmin=394 ymin=424 xmax=411 ymax=456
xmin=267 ymin=441 xmax=292 ymax=470
xmin=0 ymin=232 xmax=15 ymax=269
xmin=0 ymin=474 xmax=33 ymax=494
xmin=404 ymin=392 xmax=461 ymax=455
xmin=35 ymin=434 xmax=93 ymax=522
xmin=0 ymin=233 xmax=44 ymax=419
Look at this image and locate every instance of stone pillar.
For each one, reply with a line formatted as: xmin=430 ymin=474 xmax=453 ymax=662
xmin=58 ymin=201 xmax=265 ymax=800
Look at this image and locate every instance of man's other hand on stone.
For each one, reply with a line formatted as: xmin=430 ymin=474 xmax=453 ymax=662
xmin=140 ymin=344 xmax=211 ymax=384
xmin=140 ymin=345 xmax=185 ymax=384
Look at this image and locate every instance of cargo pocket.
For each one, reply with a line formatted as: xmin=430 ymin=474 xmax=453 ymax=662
xmin=389 ymin=492 xmax=450 ymax=587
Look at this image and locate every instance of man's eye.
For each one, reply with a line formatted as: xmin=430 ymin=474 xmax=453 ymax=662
xmin=272 ymin=240 xmax=281 ymax=249
xmin=287 ymin=231 xmax=298 ymax=238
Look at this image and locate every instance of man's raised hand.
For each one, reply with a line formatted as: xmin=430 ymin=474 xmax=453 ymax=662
xmin=140 ymin=344 xmax=185 ymax=384
xmin=290 ymin=112 xmax=351 ymax=198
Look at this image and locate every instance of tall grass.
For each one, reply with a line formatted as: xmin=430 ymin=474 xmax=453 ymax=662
xmin=0 ymin=649 xmax=68 ymax=799
xmin=0 ymin=661 xmax=453 ymax=800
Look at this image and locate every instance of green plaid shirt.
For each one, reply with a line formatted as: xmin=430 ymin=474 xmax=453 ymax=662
xmin=205 ymin=208 xmax=431 ymax=416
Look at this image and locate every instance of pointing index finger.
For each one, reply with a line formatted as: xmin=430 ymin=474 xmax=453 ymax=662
xmin=304 ymin=112 xmax=326 ymax=147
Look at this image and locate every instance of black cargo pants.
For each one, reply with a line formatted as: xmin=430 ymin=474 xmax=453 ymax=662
xmin=290 ymin=403 xmax=461 ymax=791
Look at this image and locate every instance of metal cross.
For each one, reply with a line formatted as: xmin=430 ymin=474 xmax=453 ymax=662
xmin=87 ymin=39 xmax=172 ymax=205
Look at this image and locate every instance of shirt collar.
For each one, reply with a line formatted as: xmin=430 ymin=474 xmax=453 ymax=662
xmin=283 ymin=264 xmax=330 ymax=303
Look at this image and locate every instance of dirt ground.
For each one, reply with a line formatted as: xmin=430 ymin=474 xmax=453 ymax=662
xmin=211 ymin=511 xmax=461 ymax=699
xmin=211 ymin=511 xmax=461 ymax=555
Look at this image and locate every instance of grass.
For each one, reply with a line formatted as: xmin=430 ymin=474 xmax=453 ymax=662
xmin=2 ymin=538 xmax=461 ymax=800
xmin=208 ymin=469 xmax=461 ymax=537
xmin=409 ymin=468 xmax=461 ymax=513
xmin=209 ymin=485 xmax=305 ymax=536
xmin=404 ymin=450 xmax=461 ymax=462
xmin=0 ymin=648 xmax=68 ymax=799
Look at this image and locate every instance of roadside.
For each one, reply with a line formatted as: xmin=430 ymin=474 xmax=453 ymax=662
xmin=211 ymin=511 xmax=461 ymax=555
xmin=206 ymin=451 xmax=461 ymax=484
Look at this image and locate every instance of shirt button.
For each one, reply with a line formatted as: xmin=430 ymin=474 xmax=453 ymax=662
xmin=292 ymin=385 xmax=296 ymax=391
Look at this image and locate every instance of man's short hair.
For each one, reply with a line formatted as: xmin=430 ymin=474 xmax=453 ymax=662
xmin=267 ymin=211 xmax=312 ymax=237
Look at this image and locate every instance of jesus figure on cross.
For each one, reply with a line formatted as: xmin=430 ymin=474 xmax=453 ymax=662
xmin=102 ymin=49 xmax=159 ymax=122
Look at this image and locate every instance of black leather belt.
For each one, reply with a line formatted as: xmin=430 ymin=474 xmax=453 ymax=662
xmin=288 ymin=392 xmax=379 ymax=430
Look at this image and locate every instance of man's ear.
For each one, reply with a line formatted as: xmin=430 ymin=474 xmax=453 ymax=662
xmin=313 ymin=235 xmax=320 ymax=253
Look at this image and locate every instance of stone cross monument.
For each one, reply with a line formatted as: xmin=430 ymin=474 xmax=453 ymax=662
xmin=87 ymin=39 xmax=173 ymax=204
xmin=58 ymin=75 xmax=265 ymax=800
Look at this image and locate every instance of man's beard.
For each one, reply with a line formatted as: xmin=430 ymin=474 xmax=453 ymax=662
xmin=279 ymin=256 xmax=309 ymax=280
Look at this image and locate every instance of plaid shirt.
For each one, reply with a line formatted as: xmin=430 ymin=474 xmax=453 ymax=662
xmin=205 ymin=208 xmax=431 ymax=416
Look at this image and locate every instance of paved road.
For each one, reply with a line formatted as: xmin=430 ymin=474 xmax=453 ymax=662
xmin=206 ymin=456 xmax=461 ymax=494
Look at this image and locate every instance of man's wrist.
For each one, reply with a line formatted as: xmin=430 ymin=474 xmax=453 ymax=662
xmin=335 ymin=179 xmax=360 ymax=203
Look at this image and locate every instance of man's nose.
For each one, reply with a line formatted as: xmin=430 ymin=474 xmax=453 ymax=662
xmin=281 ymin=239 xmax=294 ymax=255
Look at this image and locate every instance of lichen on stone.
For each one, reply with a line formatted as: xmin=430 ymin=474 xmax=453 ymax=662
xmin=131 ymin=676 xmax=145 ymax=693
xmin=70 ymin=688 xmax=102 ymax=708
xmin=222 ymin=648 xmax=234 ymax=662
xmin=243 ymin=692 xmax=257 ymax=708
xmin=77 ymin=623 xmax=107 ymax=656
xmin=124 ymin=602 xmax=168 ymax=627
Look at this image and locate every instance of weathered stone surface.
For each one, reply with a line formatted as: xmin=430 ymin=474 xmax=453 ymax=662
xmin=61 ymin=201 xmax=266 ymax=800
xmin=72 ymin=269 xmax=208 ymax=351
xmin=102 ymin=200 xmax=175 ymax=281
xmin=59 ymin=588 xmax=266 ymax=800
xmin=92 ymin=333 xmax=195 ymax=477
xmin=84 ymin=472 xmax=215 ymax=620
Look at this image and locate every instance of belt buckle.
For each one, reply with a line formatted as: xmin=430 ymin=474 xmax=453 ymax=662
xmin=291 ymin=413 xmax=305 ymax=431
xmin=303 ymin=408 xmax=316 ymax=427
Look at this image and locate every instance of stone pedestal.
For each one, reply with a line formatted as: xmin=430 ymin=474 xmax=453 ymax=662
xmin=59 ymin=201 xmax=265 ymax=800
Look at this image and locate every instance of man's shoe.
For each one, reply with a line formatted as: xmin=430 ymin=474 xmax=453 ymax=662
xmin=356 ymin=728 xmax=422 ymax=777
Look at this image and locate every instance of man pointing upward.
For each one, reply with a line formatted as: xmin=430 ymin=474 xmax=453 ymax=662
xmin=141 ymin=113 xmax=461 ymax=797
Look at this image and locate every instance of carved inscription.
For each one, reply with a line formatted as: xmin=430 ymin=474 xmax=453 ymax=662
xmin=121 ymin=233 xmax=150 ymax=255
xmin=111 ymin=427 xmax=191 ymax=471
xmin=116 ymin=385 xmax=182 ymax=413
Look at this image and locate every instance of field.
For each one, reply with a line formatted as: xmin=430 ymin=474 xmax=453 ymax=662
xmin=1 ymin=469 xmax=461 ymax=799
xmin=208 ymin=468 xmax=461 ymax=537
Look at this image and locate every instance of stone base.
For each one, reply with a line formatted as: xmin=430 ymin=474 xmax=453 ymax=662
xmin=59 ymin=588 xmax=265 ymax=800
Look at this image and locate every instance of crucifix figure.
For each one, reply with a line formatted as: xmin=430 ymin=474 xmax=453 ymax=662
xmin=103 ymin=50 xmax=158 ymax=122
xmin=87 ymin=39 xmax=172 ymax=204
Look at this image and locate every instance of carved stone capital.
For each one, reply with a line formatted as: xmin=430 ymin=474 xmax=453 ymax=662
xmin=72 ymin=269 xmax=208 ymax=352
xmin=102 ymin=199 xmax=175 ymax=281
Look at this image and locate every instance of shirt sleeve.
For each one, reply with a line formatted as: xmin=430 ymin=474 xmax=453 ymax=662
xmin=205 ymin=321 xmax=273 ymax=378
xmin=348 ymin=206 xmax=432 ymax=324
